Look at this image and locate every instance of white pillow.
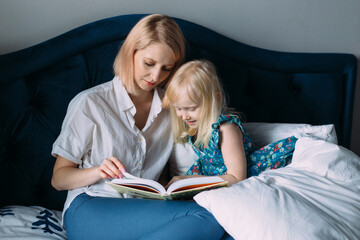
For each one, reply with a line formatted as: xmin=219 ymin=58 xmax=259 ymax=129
xmin=194 ymin=138 xmax=360 ymax=239
xmin=243 ymin=122 xmax=338 ymax=147
xmin=291 ymin=136 xmax=360 ymax=182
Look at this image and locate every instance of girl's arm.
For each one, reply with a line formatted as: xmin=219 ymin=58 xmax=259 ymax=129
xmin=51 ymin=155 xmax=126 ymax=191
xmin=165 ymin=122 xmax=246 ymax=188
xmin=218 ymin=122 xmax=247 ymax=186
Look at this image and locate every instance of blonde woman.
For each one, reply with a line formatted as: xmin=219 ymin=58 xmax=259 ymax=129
xmin=164 ymin=60 xmax=255 ymax=187
xmin=52 ymin=15 xmax=224 ymax=240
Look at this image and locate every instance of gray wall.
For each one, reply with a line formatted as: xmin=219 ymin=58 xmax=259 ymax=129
xmin=1 ymin=0 xmax=360 ymax=155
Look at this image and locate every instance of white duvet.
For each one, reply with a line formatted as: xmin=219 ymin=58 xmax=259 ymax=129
xmin=195 ymin=136 xmax=360 ymax=240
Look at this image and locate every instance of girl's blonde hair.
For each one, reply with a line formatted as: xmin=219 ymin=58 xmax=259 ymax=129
xmin=163 ymin=60 xmax=227 ymax=147
xmin=113 ymin=14 xmax=186 ymax=91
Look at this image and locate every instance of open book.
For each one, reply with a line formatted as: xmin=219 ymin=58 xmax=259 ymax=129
xmin=106 ymin=172 xmax=227 ymax=200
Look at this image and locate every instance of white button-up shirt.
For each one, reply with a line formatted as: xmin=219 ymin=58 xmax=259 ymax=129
xmin=52 ymin=76 xmax=173 ymax=214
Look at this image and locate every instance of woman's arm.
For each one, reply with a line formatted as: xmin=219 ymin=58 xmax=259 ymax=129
xmin=51 ymin=155 xmax=126 ymax=191
xmin=218 ymin=122 xmax=247 ymax=186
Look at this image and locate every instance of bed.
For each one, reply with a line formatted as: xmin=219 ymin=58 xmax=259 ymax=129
xmin=0 ymin=14 xmax=358 ymax=239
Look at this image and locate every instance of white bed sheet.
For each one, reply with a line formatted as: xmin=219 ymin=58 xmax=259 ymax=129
xmin=195 ymin=136 xmax=360 ymax=240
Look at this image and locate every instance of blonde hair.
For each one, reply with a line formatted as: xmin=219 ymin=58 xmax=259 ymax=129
xmin=113 ymin=14 xmax=186 ymax=91
xmin=163 ymin=60 xmax=227 ymax=147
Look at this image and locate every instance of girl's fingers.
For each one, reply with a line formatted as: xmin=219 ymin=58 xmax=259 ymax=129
xmin=165 ymin=176 xmax=179 ymax=189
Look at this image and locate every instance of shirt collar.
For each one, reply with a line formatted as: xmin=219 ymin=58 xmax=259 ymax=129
xmin=113 ymin=76 xmax=164 ymax=125
xmin=113 ymin=76 xmax=135 ymax=112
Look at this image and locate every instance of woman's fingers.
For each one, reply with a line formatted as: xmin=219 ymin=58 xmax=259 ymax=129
xmin=108 ymin=156 xmax=126 ymax=173
xmin=101 ymin=162 xmax=118 ymax=179
xmin=99 ymin=156 xmax=126 ymax=179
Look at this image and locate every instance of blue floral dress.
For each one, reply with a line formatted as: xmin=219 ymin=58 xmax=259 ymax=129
xmin=247 ymin=136 xmax=298 ymax=177
xmin=186 ymin=113 xmax=256 ymax=176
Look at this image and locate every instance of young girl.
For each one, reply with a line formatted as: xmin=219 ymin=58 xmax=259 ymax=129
xmin=163 ymin=60 xmax=256 ymax=187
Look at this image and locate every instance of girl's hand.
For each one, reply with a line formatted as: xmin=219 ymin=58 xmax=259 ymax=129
xmin=98 ymin=156 xmax=126 ymax=179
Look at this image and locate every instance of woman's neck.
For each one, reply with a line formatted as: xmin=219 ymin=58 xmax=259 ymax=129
xmin=128 ymin=89 xmax=154 ymax=106
xmin=128 ymin=88 xmax=154 ymax=131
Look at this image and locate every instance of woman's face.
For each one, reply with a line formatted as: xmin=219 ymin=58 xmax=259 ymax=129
xmin=133 ymin=42 xmax=175 ymax=92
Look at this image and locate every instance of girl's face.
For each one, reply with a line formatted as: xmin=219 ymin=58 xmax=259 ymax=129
xmin=133 ymin=42 xmax=175 ymax=92
xmin=173 ymin=92 xmax=202 ymax=129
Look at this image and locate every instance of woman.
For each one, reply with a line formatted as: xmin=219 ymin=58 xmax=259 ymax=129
xmin=51 ymin=14 xmax=224 ymax=240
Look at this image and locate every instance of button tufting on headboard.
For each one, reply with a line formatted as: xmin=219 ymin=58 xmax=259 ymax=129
xmin=288 ymin=81 xmax=302 ymax=95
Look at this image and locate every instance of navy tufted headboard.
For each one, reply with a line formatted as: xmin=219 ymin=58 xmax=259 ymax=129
xmin=0 ymin=14 xmax=357 ymax=210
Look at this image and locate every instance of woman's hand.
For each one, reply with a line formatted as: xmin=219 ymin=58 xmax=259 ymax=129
xmin=98 ymin=156 xmax=126 ymax=179
xmin=52 ymin=155 xmax=126 ymax=191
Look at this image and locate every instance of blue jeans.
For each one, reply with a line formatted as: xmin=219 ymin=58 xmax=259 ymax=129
xmin=64 ymin=193 xmax=225 ymax=240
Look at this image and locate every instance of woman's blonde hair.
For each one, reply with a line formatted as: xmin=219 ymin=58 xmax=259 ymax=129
xmin=163 ymin=59 xmax=227 ymax=147
xmin=113 ymin=14 xmax=186 ymax=91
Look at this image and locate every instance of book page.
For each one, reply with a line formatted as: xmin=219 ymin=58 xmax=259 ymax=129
xmin=166 ymin=176 xmax=225 ymax=194
xmin=109 ymin=172 xmax=166 ymax=195
xmin=106 ymin=182 xmax=167 ymax=200
xmin=170 ymin=181 xmax=228 ymax=199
